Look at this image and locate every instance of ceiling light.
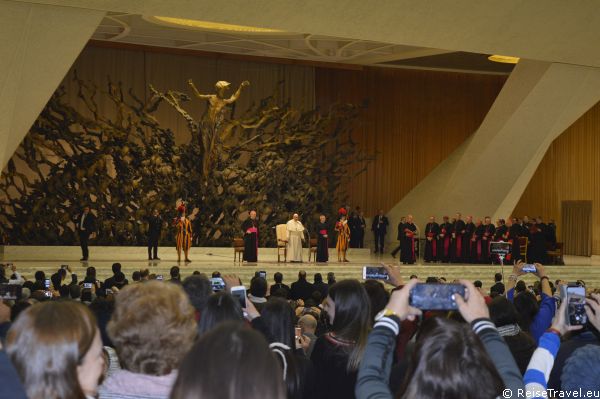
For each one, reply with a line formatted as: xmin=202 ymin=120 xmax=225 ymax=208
xmin=488 ymin=55 xmax=520 ymax=64
xmin=149 ymin=16 xmax=284 ymax=33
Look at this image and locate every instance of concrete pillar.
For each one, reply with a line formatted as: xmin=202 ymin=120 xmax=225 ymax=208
xmin=387 ymin=60 xmax=600 ymax=235
xmin=0 ymin=0 xmax=104 ymax=169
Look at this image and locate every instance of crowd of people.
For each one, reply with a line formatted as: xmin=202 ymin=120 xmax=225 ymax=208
xmin=0 ymin=260 xmax=598 ymax=399
xmin=389 ymin=214 xmax=558 ymax=266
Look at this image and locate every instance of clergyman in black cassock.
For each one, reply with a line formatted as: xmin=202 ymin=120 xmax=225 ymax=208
xmin=438 ymin=216 xmax=452 ymax=263
xmin=527 ymin=219 xmax=547 ymax=264
xmin=481 ymin=217 xmax=496 ymax=264
xmin=316 ymin=215 xmax=329 ymax=262
xmin=400 ymin=216 xmax=417 ymax=264
xmin=391 ymin=217 xmax=406 ymax=258
xmin=424 ymin=216 xmax=439 ymax=262
xmin=452 ymin=213 xmax=466 ymax=263
xmin=463 ymin=216 xmax=475 ymax=262
xmin=242 ymin=210 xmax=259 ymax=262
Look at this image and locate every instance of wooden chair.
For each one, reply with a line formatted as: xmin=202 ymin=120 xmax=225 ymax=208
xmin=547 ymin=242 xmax=564 ymax=265
xmin=276 ymin=224 xmax=287 ymax=263
xmin=308 ymin=238 xmax=318 ymax=262
xmin=233 ymin=238 xmax=244 ymax=262
xmin=519 ymin=237 xmax=528 ymax=262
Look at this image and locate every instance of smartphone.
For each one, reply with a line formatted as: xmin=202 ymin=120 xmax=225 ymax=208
xmin=83 ymin=283 xmax=93 ymax=289
xmin=295 ymin=326 xmax=302 ymax=339
xmin=362 ymin=265 xmax=389 ymax=281
xmin=0 ymin=284 xmax=22 ymax=300
xmin=210 ymin=277 xmax=226 ymax=292
xmin=258 ymin=271 xmax=267 ymax=279
xmin=231 ymin=286 xmax=247 ymax=308
xmin=43 ymin=291 xmax=53 ymax=298
xmin=522 ymin=264 xmax=537 ymax=273
xmin=105 ymin=289 xmax=113 ymax=295
xmin=561 ymin=285 xmax=587 ymax=326
xmin=156 ymin=275 xmax=164 ymax=281
xmin=44 ymin=279 xmax=51 ymax=289
xmin=409 ymin=283 xmax=467 ymax=310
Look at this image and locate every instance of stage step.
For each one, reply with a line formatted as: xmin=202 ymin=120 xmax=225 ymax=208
xmin=1 ymin=246 xmax=599 ymax=291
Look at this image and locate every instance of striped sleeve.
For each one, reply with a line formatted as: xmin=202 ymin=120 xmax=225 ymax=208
xmin=524 ymin=331 xmax=560 ymax=399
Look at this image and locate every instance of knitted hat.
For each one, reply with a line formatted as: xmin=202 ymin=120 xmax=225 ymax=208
xmin=561 ymin=344 xmax=600 ymax=391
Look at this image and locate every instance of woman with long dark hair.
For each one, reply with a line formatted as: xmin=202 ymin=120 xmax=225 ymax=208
xmin=170 ymin=321 xmax=286 ymax=399
xmin=6 ymin=301 xmax=105 ymax=399
xmin=311 ymin=279 xmax=371 ymax=399
xmin=253 ymin=297 xmax=315 ymax=399
xmin=355 ymin=280 xmax=524 ymax=399
xmin=198 ymin=291 xmax=244 ymax=335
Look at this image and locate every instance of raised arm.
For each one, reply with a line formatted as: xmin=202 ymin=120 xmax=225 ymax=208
xmin=187 ymin=79 xmax=212 ymax=100
xmin=225 ymin=80 xmax=250 ymax=104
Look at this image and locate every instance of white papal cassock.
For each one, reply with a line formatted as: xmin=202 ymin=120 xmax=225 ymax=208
xmin=286 ymin=219 xmax=305 ymax=262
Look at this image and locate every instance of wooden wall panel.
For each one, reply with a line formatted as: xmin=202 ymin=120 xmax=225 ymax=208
xmin=513 ymin=100 xmax=600 ymax=254
xmin=315 ymin=67 xmax=507 ymax=216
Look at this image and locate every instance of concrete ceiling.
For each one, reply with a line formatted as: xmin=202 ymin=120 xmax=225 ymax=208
xmin=10 ymin=0 xmax=600 ymax=68
xmin=93 ymin=13 xmax=457 ymax=68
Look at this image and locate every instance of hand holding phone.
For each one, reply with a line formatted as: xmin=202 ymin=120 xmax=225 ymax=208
xmin=522 ymin=264 xmax=537 ymax=273
xmin=409 ymin=283 xmax=466 ymax=311
xmin=362 ymin=265 xmax=389 ymax=281
xmin=231 ymin=285 xmax=247 ymax=309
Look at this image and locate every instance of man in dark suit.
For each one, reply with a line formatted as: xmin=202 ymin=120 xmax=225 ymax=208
xmin=147 ymin=209 xmax=163 ymax=260
xmin=371 ymin=209 xmax=389 ymax=254
xmin=76 ymin=206 xmax=96 ymax=261
xmin=290 ymin=270 xmax=315 ymax=301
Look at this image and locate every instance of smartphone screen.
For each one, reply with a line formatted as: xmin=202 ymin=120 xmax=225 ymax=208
xmin=0 ymin=284 xmax=22 ymax=300
xmin=409 ymin=283 xmax=466 ymax=310
xmin=105 ymin=289 xmax=113 ymax=295
xmin=44 ymin=279 xmax=51 ymax=289
xmin=210 ymin=277 xmax=226 ymax=292
xmin=295 ymin=326 xmax=302 ymax=339
xmin=156 ymin=275 xmax=164 ymax=281
xmin=362 ymin=265 xmax=389 ymax=281
xmin=522 ymin=264 xmax=537 ymax=273
xmin=231 ymin=286 xmax=247 ymax=308
xmin=259 ymin=271 xmax=267 ymax=279
xmin=83 ymin=283 xmax=93 ymax=289
xmin=566 ymin=286 xmax=587 ymax=326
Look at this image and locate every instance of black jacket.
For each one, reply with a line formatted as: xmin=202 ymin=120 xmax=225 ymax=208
xmin=371 ymin=215 xmax=389 ymax=234
xmin=76 ymin=212 xmax=97 ymax=236
xmin=290 ymin=279 xmax=315 ymax=301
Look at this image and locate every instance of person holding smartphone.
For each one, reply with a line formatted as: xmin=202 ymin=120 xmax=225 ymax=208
xmin=505 ymin=261 xmax=555 ymax=343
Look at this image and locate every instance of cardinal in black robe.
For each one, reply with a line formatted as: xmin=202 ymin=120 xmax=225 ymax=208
xmin=452 ymin=213 xmax=466 ymax=263
xmin=400 ymin=215 xmax=417 ymax=264
xmin=506 ymin=218 xmax=522 ymax=263
xmin=481 ymin=217 xmax=496 ymax=264
xmin=316 ymin=215 xmax=329 ymax=262
xmin=491 ymin=219 xmax=508 ymax=263
xmin=424 ymin=216 xmax=439 ymax=262
xmin=471 ymin=219 xmax=484 ymax=263
xmin=527 ymin=220 xmax=547 ymax=264
xmin=438 ymin=216 xmax=452 ymax=263
xmin=242 ymin=210 xmax=259 ymax=262
xmin=463 ymin=216 xmax=475 ymax=262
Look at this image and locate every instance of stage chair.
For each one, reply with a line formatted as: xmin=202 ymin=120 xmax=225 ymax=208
xmin=276 ymin=224 xmax=287 ymax=262
xmin=519 ymin=237 xmax=528 ymax=262
xmin=233 ymin=238 xmax=244 ymax=262
xmin=308 ymin=238 xmax=318 ymax=262
xmin=547 ymin=242 xmax=564 ymax=265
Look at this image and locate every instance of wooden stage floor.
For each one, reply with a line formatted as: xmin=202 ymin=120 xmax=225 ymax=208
xmin=1 ymin=246 xmax=599 ymax=289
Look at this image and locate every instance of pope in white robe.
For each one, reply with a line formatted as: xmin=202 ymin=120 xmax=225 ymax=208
xmin=286 ymin=213 xmax=305 ymax=262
